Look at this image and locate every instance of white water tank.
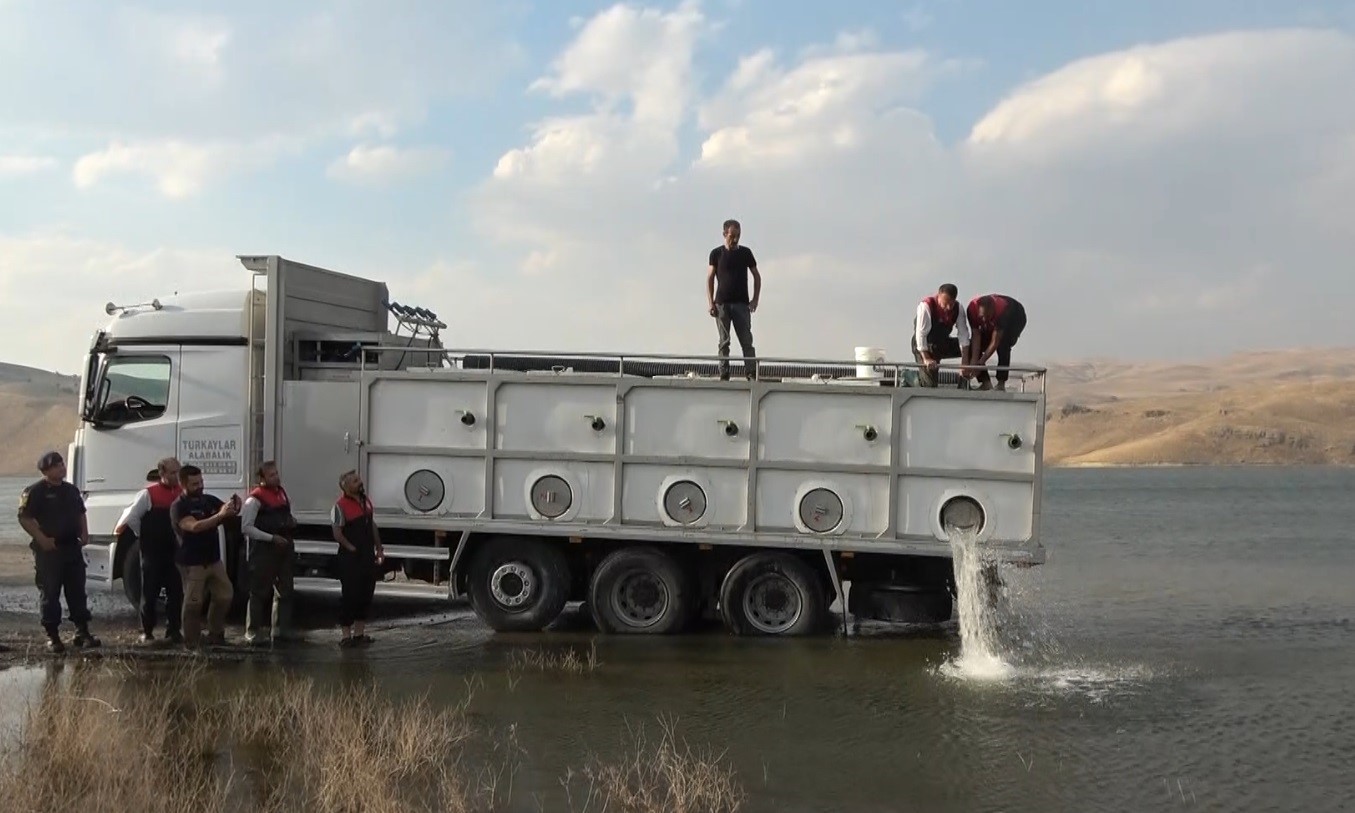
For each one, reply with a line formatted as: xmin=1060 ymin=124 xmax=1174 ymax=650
xmin=854 ymin=346 xmax=886 ymax=379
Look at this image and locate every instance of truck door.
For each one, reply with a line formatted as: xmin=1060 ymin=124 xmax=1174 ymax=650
xmin=175 ymin=344 xmax=250 ymax=496
xmin=278 ymin=380 xmax=361 ymax=519
xmin=79 ymin=348 xmax=181 ymax=537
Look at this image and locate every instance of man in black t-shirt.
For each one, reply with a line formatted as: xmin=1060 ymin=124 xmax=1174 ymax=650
xmin=16 ymin=451 xmax=100 ymax=653
xmin=705 ymin=219 xmax=762 ymax=381
xmin=170 ymin=464 xmax=238 ymax=647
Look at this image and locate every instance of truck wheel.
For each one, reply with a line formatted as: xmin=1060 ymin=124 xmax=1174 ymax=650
xmin=719 ymin=552 xmax=827 ymax=636
xmin=467 ymin=537 xmax=571 ymax=632
xmin=121 ymin=540 xmax=142 ymax=607
xmin=589 ymin=547 xmax=692 ymax=635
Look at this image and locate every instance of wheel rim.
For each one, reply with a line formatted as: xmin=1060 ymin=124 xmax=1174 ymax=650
xmin=609 ymin=569 xmax=670 ymax=629
xmin=742 ymin=572 xmax=804 ymax=634
xmin=489 ymin=562 xmax=536 ymax=610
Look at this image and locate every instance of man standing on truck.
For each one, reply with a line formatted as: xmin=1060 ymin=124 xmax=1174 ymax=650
xmin=170 ymin=465 xmax=238 ymax=648
xmin=912 ymin=283 xmax=971 ymax=388
xmin=331 ymin=470 xmax=383 ymax=648
xmin=17 ymin=452 xmax=101 ymax=653
xmin=966 ymin=294 xmax=1029 ymax=391
xmin=706 ymin=219 xmax=762 ymax=381
xmin=241 ymin=460 xmax=298 ymax=646
xmin=113 ymin=457 xmax=185 ymax=644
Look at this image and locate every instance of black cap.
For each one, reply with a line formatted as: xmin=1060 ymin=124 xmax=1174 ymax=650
xmin=37 ymin=451 xmax=64 ymax=472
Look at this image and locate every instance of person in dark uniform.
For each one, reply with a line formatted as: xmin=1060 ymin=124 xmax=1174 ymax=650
xmin=114 ymin=457 xmax=185 ymax=644
xmin=331 ymin=470 xmax=384 ymax=648
xmin=170 ymin=464 xmax=238 ymax=648
xmin=911 ymin=283 xmax=972 ymax=388
xmin=16 ymin=451 xmax=100 ymax=653
xmin=241 ymin=460 xmax=298 ymax=645
xmin=705 ymin=219 xmax=762 ymax=381
xmin=966 ymin=294 xmax=1029 ymax=391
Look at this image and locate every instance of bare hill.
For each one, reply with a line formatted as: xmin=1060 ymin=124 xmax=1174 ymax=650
xmin=0 ymin=352 xmax=1352 ymax=472
xmin=1040 ymin=347 xmax=1355 ymax=466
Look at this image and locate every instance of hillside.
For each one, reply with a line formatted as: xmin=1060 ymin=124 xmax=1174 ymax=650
xmin=1040 ymin=348 xmax=1355 ymax=466
xmin=0 ymin=351 xmax=1352 ymax=472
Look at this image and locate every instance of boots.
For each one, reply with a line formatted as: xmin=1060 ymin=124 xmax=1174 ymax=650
xmin=44 ymin=627 xmax=65 ymax=654
xmin=72 ymin=626 xmax=101 ymax=648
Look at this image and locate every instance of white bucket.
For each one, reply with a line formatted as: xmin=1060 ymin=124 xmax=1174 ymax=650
xmin=854 ymin=346 xmax=886 ymax=379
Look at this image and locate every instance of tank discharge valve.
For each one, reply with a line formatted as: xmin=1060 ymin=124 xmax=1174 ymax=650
xmin=586 ymin=415 xmax=607 ymax=432
xmin=856 ymin=424 xmax=878 ymax=443
xmin=457 ymin=409 xmax=476 ymax=427
xmin=718 ymin=419 xmax=740 ymax=438
xmin=1002 ymin=432 xmax=1023 ymax=451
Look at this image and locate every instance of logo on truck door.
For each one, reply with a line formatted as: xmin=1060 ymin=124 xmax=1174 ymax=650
xmin=179 ymin=426 xmax=242 ymax=476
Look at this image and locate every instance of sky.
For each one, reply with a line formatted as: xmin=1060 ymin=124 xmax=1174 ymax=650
xmin=2 ymin=0 xmax=1354 ymax=374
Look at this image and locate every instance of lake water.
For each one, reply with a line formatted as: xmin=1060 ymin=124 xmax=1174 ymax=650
xmin=2 ymin=467 xmax=1353 ymax=811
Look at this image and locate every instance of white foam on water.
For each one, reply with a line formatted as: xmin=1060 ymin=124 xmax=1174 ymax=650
xmin=937 ymin=529 xmax=1156 ymax=699
xmin=940 ymin=528 xmax=1015 ymax=681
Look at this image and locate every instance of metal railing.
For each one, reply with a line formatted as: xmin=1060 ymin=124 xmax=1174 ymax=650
xmin=348 ymin=345 xmax=1047 ymax=394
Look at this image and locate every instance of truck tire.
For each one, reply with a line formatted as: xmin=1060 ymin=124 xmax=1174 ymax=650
xmin=121 ymin=539 xmax=142 ymax=607
xmin=719 ymin=552 xmax=827 ymax=636
xmin=848 ymin=583 xmax=953 ymax=624
xmin=467 ymin=537 xmax=571 ymax=632
xmin=588 ymin=547 xmax=692 ymax=635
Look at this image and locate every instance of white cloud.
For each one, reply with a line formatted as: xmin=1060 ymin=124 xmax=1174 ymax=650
xmin=0 ymin=154 xmax=58 ymax=176
xmin=326 ymin=144 xmax=450 ymax=184
xmin=968 ymin=29 xmax=1355 ymax=158
xmin=530 ymin=1 xmax=703 ymax=128
xmin=0 ymin=4 xmax=518 ymax=198
xmin=472 ymin=19 xmax=1355 ymax=363
xmin=72 ymin=139 xmax=290 ymax=198
xmin=0 ymin=233 xmax=239 ymax=372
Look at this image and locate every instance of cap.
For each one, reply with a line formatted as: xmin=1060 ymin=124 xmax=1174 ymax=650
xmin=37 ymin=451 xmax=64 ymax=472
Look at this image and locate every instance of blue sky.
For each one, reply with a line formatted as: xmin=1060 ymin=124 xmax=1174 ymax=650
xmin=3 ymin=0 xmax=1355 ymax=372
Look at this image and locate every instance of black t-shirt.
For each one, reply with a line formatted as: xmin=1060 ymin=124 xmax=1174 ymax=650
xmin=17 ymin=480 xmax=86 ymax=546
xmin=170 ymin=492 xmax=225 ymax=566
xmin=709 ymin=245 xmax=757 ymax=305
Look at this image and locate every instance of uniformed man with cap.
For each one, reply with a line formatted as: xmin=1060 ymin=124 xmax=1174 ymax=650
xmin=16 ymin=451 xmax=101 ymax=653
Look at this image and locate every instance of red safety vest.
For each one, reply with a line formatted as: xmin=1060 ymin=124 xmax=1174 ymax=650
xmin=250 ymin=485 xmax=295 ymax=538
xmin=967 ymin=295 xmax=1009 ymax=333
xmin=147 ymin=481 xmax=181 ymax=510
xmin=335 ymin=493 xmax=376 ymax=552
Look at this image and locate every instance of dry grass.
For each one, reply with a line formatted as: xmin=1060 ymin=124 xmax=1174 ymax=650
xmin=0 ymin=658 xmax=743 ymax=813
xmin=561 ymin=717 xmax=745 ymax=813
xmin=0 ymin=661 xmax=513 ymax=812
xmin=508 ymin=641 xmax=601 ymax=674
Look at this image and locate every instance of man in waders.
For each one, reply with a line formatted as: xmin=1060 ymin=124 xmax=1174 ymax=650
xmin=114 ymin=457 xmax=184 ymax=644
xmin=331 ymin=470 xmax=384 ymax=648
xmin=170 ymin=465 xmax=237 ymax=648
xmin=966 ymin=294 xmax=1028 ymax=391
xmin=240 ymin=460 xmax=298 ymax=645
xmin=912 ymin=283 xmax=972 ymax=388
xmin=16 ymin=451 xmax=100 ymax=653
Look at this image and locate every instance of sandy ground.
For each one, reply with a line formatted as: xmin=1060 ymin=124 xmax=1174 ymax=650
xmin=0 ymin=540 xmax=491 ymax=665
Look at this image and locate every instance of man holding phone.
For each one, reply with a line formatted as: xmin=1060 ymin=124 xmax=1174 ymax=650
xmin=170 ymin=464 xmax=238 ymax=647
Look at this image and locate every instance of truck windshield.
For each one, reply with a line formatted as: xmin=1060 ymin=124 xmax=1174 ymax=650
xmin=85 ymin=354 xmax=172 ymax=427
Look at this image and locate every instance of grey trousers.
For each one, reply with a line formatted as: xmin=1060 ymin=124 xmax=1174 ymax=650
xmin=715 ymin=303 xmax=756 ymax=379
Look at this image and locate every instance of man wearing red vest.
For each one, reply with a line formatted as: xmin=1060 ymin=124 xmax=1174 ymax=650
xmin=912 ymin=283 xmax=971 ymax=387
xmin=114 ymin=457 xmax=185 ymax=644
xmin=966 ymin=294 xmax=1028 ymax=391
xmin=241 ymin=460 xmax=298 ymax=645
xmin=330 ymin=470 xmax=384 ymax=648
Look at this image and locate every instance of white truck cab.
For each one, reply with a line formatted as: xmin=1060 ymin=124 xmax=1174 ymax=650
xmin=73 ymin=255 xmax=1046 ymax=636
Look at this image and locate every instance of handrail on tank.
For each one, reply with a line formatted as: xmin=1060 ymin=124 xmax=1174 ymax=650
xmin=352 ymin=344 xmax=1047 ymax=393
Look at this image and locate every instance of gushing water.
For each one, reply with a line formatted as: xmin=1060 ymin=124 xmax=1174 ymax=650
xmin=941 ymin=529 xmax=1014 ymax=681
